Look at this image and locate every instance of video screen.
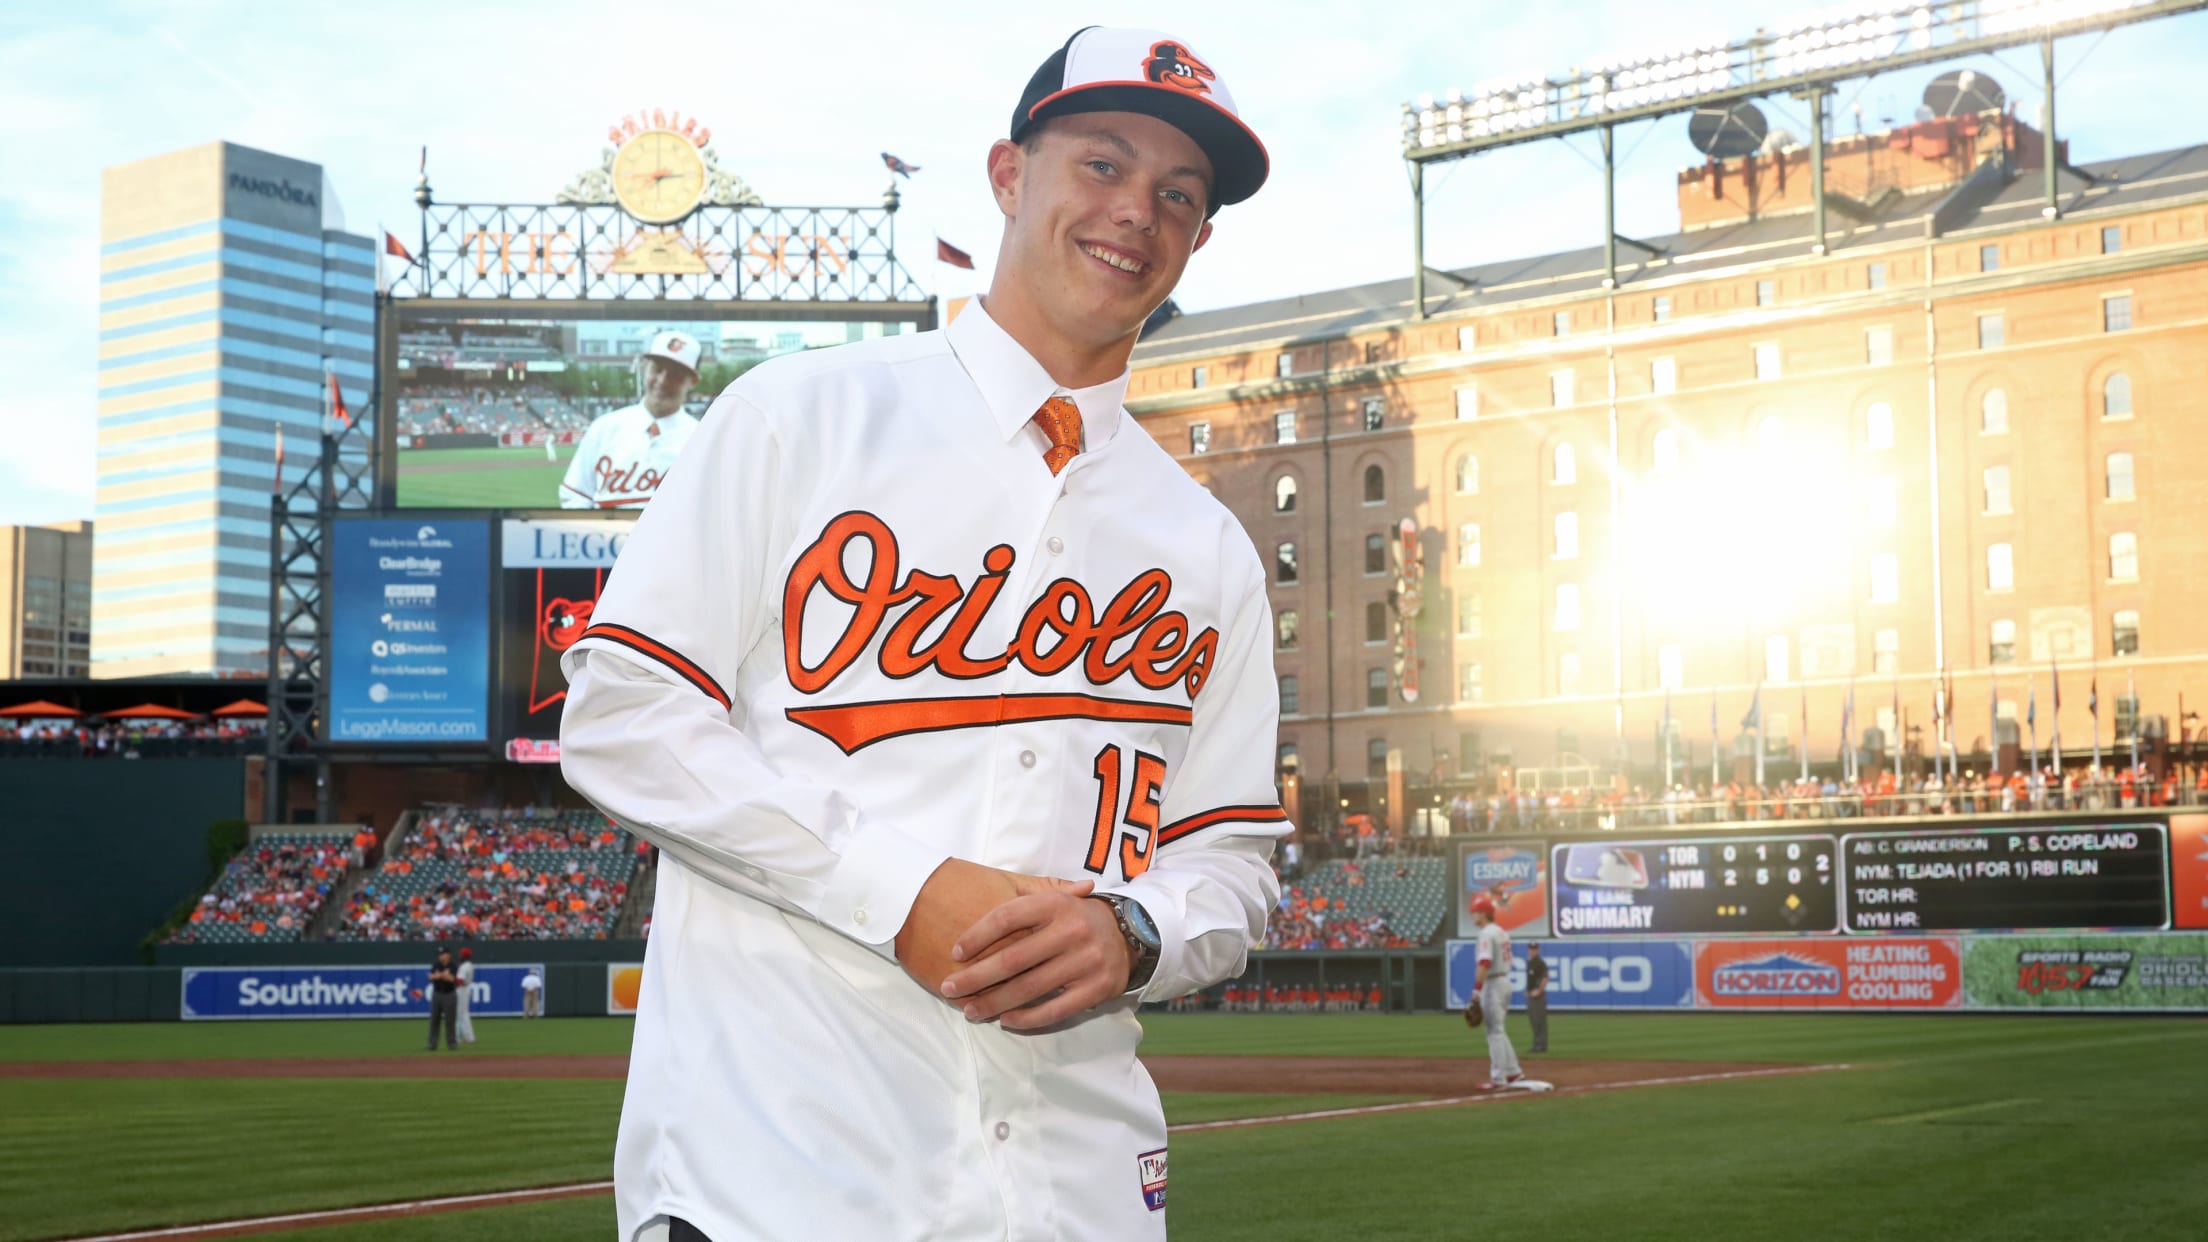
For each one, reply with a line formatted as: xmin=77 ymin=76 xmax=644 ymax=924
xmin=390 ymin=312 xmax=917 ymax=509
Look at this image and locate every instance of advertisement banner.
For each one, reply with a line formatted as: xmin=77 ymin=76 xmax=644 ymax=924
xmin=1961 ymin=933 xmax=2208 ymax=1011
xmin=1446 ymin=938 xmax=1693 ymax=1010
xmin=2170 ymin=815 xmax=2208 ymax=930
xmin=607 ymin=962 xmax=646 ymax=1015
xmin=180 ymin=964 xmax=543 ymax=1020
xmin=1694 ymin=937 xmax=1963 ymax=1010
xmin=1457 ymin=840 xmax=1548 ymax=939
xmin=500 ymin=518 xmax=635 ymax=760
xmin=328 ymin=519 xmax=492 ymax=743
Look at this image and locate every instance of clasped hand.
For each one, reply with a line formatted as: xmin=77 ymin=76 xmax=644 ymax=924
xmin=893 ymin=858 xmax=1133 ymax=1031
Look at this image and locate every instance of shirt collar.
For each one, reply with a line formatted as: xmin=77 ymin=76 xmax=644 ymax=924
xmin=945 ymin=298 xmax=1126 ymax=450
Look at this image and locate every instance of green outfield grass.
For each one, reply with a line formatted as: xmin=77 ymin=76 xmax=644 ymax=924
xmin=395 ymin=446 xmax=574 ymax=509
xmin=3 ymin=1013 xmax=2202 ymax=1241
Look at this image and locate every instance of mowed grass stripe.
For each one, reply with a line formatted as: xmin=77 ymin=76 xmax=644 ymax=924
xmin=0 ymin=1019 xmax=641 ymax=1065
xmin=0 ymin=1079 xmax=620 ymax=1242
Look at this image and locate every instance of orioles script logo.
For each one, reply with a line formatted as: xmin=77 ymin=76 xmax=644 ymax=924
xmin=780 ymin=511 xmax=1217 ymax=753
xmin=589 ymin=456 xmax=667 ymax=507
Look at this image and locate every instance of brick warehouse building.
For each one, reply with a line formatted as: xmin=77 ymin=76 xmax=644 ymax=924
xmin=1124 ymin=115 xmax=2208 ymax=820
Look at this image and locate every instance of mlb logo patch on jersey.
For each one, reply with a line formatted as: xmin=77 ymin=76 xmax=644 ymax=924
xmin=1137 ymin=1147 xmax=1168 ymax=1211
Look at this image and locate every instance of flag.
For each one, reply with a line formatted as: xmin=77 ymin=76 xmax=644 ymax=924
xmin=1710 ymin=691 xmax=1720 ymax=785
xmin=936 ymin=237 xmax=975 ymax=270
xmin=882 ymin=152 xmax=921 ymax=178
xmin=2128 ymin=667 xmax=2139 ymax=771
xmin=326 ymin=371 xmax=352 ymax=429
xmin=1662 ymin=689 xmax=1674 ymax=786
xmin=383 ymin=230 xmax=415 ymax=263
xmin=272 ymin=426 xmax=284 ymax=496
xmin=1741 ymin=685 xmax=1762 ymax=732
xmin=2028 ymin=680 xmax=2040 ymax=775
xmin=1891 ymin=680 xmax=1902 ymax=781
xmin=1799 ymin=686 xmax=1810 ymax=782
xmin=2051 ymin=660 xmax=2064 ymax=775
xmin=1989 ymin=677 xmax=2001 ymax=775
xmin=2090 ymin=675 xmax=2099 ymax=718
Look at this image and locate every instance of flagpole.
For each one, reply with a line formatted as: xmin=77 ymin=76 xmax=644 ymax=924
xmin=1753 ymin=683 xmax=1765 ymax=788
xmin=1710 ymin=691 xmax=1719 ymax=786
xmin=1799 ymin=687 xmax=1809 ymax=783
xmin=1989 ymin=673 xmax=2000 ymax=777
xmin=2128 ymin=667 xmax=2140 ymax=772
xmin=2091 ymin=672 xmax=2103 ymax=777
xmin=2028 ymin=677 xmax=2039 ymax=784
xmin=2052 ymin=660 xmax=2064 ymax=778
xmin=1662 ymin=690 xmax=1674 ymax=789
xmin=1891 ymin=680 xmax=1902 ymax=785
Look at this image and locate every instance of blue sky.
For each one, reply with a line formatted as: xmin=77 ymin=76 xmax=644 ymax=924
xmin=6 ymin=0 xmax=2207 ymax=525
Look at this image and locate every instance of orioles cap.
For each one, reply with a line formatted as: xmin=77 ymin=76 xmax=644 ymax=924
xmin=1012 ymin=27 xmax=1268 ymax=213
xmin=642 ymin=331 xmax=701 ymax=376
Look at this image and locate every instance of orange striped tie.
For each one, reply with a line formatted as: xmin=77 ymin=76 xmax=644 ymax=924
xmin=1034 ymin=396 xmax=1082 ymax=476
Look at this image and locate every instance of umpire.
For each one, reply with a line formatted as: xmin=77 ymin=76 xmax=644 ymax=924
xmin=425 ymin=948 xmax=461 ymax=1051
xmin=1526 ymin=942 xmax=1550 ymax=1053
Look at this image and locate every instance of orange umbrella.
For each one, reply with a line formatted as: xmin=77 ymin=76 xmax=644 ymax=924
xmin=101 ymin=703 xmax=201 ymax=720
xmin=210 ymin=699 xmax=268 ymax=718
xmin=0 ymin=700 xmax=82 ymax=718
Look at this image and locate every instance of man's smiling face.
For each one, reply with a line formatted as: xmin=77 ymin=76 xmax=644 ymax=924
xmin=992 ymin=111 xmax=1214 ymax=353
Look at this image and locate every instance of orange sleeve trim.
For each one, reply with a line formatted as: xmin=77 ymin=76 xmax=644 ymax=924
xmin=579 ymin=623 xmax=731 ymax=711
xmin=1156 ymin=804 xmax=1289 ymax=847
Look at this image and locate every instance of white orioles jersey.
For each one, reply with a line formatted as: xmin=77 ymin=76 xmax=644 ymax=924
xmin=558 ymin=403 xmax=699 ymax=509
xmin=558 ymin=302 xmax=1286 ymax=1242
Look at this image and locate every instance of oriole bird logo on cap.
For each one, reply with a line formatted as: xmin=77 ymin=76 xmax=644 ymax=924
xmin=1143 ymin=40 xmax=1215 ymax=95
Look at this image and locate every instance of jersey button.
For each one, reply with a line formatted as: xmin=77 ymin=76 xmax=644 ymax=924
xmin=1047 ymin=536 xmax=1065 ymax=555
xmin=995 ymin=1121 xmax=1011 ymax=1140
xmin=1018 ymin=750 xmax=1037 ymax=768
xmin=853 ymin=909 xmax=869 ymax=926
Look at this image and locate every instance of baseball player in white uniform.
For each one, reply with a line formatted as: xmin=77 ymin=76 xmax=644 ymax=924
xmin=559 ymin=26 xmax=1274 ymax=1242
xmin=1467 ymin=898 xmax=1524 ymax=1089
xmin=453 ymin=948 xmax=476 ymax=1044
xmin=558 ymin=330 xmax=703 ymax=509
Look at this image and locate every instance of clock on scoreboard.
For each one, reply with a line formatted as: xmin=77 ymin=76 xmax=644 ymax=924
xmin=1550 ymin=834 xmax=1840 ymax=936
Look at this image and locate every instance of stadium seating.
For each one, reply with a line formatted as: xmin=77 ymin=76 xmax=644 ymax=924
xmin=1263 ymin=856 xmax=1449 ymax=950
xmin=166 ymin=834 xmax=353 ymax=944
xmin=333 ymin=807 xmax=640 ymax=941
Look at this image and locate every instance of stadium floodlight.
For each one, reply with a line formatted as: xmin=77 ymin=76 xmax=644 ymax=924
xmin=1401 ymin=0 xmax=2208 ymax=315
xmin=1403 ymin=0 xmax=2205 ymax=160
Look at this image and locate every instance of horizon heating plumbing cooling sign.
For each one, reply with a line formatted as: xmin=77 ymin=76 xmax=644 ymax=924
xmin=180 ymin=964 xmax=543 ymax=1020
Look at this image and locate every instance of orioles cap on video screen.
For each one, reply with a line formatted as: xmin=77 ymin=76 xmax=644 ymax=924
xmin=1011 ymin=27 xmax=1269 ymax=212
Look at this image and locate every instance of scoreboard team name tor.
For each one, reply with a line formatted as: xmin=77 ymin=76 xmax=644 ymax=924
xmin=1552 ymin=835 xmax=1840 ymax=936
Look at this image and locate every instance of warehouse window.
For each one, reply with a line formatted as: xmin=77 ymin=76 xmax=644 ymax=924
xmin=1553 ymin=310 xmax=1571 ymax=336
xmin=1274 ymin=410 xmax=1296 ymax=444
xmin=1367 ymin=668 xmax=1389 ymax=709
xmin=1275 ymin=475 xmax=1298 ymax=513
xmin=1754 ymin=342 xmax=1781 ymax=380
xmin=1652 ymin=427 xmax=1679 ymax=474
xmin=1558 ymin=652 xmax=1583 ymax=696
xmin=1277 ymin=610 xmax=1299 ymax=650
xmin=1365 ymin=533 xmax=1386 ymax=575
xmin=1553 ymin=442 xmax=1577 ymax=485
xmin=1983 ymin=465 xmax=2011 ymax=515
xmin=1659 ymin=644 xmax=1684 ymax=691
xmin=1756 ymin=279 xmax=1776 ymax=307
xmin=2106 ymin=453 xmax=2135 ymax=501
xmin=2113 ymin=610 xmax=2140 ymax=657
xmin=1457 ymin=592 xmax=1482 ymax=638
xmin=1867 ymin=262 xmax=1888 ymax=290
xmin=1460 ymin=663 xmax=1484 ymax=703
xmin=1366 ymin=601 xmax=1387 ymax=644
xmin=1276 ymin=351 xmax=1294 ymax=378
xmin=1362 ymin=397 xmax=1386 ymax=431
xmin=1554 ymin=583 xmax=1581 ymax=632
xmin=1459 ymin=523 xmax=1480 ymax=567
xmin=1871 ymin=553 xmax=1899 ymax=604
xmin=1455 ymin=386 xmax=1478 ymax=420
xmin=1652 ymin=295 xmax=1672 ymax=322
xmin=1866 ymin=402 xmax=1894 ymax=449
xmin=1554 ymin=511 xmax=1579 ymax=560
xmin=1188 ymin=422 xmax=1210 ymax=454
xmin=1280 ymin=675 xmax=1300 ymax=715
xmin=1981 ymin=388 xmax=2008 ymax=434
xmin=1873 ymin=628 xmax=1899 ymax=675
xmin=2109 ymin=532 xmax=2138 ymax=582
xmin=1651 ymin=356 xmax=1677 ymax=394
xmin=1368 ymin=737 xmax=1390 ymax=780
xmin=1866 ymin=326 xmax=1894 ymax=366
xmin=1363 ymin=464 xmax=1386 ymax=504
xmin=1977 ymin=314 xmax=2004 ymax=349
xmin=1276 ymin=542 xmax=1299 ymax=585
xmin=2103 ymin=373 xmax=2132 ymax=419
xmin=1455 ymin=454 xmax=1479 ymax=495
xmin=1550 ymin=369 xmax=1575 ymax=407
xmin=1987 ymin=543 xmax=2014 ymax=592
xmin=2100 ymin=226 xmax=2121 ymax=255
xmin=1990 ymin=619 xmax=2016 ymax=666
xmin=2103 ymin=295 xmax=2132 ymax=333
xmin=1979 ymin=243 xmax=1999 ymax=273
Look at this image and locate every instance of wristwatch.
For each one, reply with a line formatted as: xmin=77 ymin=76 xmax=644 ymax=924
xmin=1096 ymin=894 xmax=1162 ymax=995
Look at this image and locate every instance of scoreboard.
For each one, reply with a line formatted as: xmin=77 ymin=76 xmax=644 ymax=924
xmin=1551 ymin=835 xmax=1840 ymax=936
xmin=1840 ymin=825 xmax=2170 ymax=933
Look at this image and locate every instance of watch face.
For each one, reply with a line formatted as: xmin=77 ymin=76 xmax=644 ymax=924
xmin=1125 ymin=899 xmax=1161 ymax=947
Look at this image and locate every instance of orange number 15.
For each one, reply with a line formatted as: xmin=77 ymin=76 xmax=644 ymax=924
xmin=1085 ymin=745 xmax=1166 ymax=881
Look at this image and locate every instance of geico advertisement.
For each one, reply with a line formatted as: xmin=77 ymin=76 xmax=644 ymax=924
xmin=1694 ymin=937 xmax=1963 ymax=1009
xmin=180 ymin=964 xmax=544 ymax=1020
xmin=1444 ymin=939 xmax=1692 ymax=1010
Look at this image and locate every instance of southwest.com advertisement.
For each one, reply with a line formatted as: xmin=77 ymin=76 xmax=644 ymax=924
xmin=327 ymin=518 xmax=491 ymax=742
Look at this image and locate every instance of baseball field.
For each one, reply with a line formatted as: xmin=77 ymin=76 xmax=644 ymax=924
xmin=396 ymin=446 xmax=576 ymax=510
xmin=1 ymin=1011 xmax=2200 ymax=1241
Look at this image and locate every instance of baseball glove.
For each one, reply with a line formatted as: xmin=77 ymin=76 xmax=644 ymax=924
xmin=1462 ymin=997 xmax=1484 ymax=1029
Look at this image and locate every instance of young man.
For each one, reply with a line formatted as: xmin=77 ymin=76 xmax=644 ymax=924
xmin=560 ymin=27 xmax=1278 ymax=1242
xmin=1466 ymin=898 xmax=1523 ymax=1088
xmin=558 ymin=331 xmax=703 ymax=509
xmin=424 ymin=949 xmax=460 ymax=1051
xmin=453 ymin=947 xmax=477 ymax=1045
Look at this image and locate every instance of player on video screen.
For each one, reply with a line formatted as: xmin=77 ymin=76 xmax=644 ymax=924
xmin=560 ymin=330 xmax=703 ymax=509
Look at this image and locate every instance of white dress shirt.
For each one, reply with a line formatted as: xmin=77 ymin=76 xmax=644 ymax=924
xmin=559 ymin=300 xmax=1286 ymax=1242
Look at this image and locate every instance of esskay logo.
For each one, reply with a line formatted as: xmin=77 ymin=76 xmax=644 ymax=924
xmin=1710 ymin=953 xmax=1842 ymax=997
xmin=1467 ymin=849 xmax=1539 ymax=893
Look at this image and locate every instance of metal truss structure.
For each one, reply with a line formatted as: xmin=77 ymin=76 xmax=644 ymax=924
xmin=386 ymin=199 xmax=927 ymax=306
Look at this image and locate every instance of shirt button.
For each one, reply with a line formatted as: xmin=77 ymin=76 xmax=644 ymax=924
xmin=995 ymin=1121 xmax=1011 ymax=1140
xmin=1047 ymin=536 xmax=1065 ymax=555
xmin=1019 ymin=750 xmax=1037 ymax=768
xmin=853 ymin=909 xmax=869 ymax=926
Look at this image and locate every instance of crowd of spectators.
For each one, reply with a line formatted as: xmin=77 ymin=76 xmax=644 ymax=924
xmin=332 ymin=807 xmax=642 ymax=942
xmin=397 ymin=386 xmax=623 ymax=438
xmin=1262 ymin=859 xmax=1439 ymax=951
xmin=1441 ymin=763 xmax=2208 ymax=834
xmin=166 ymin=834 xmax=352 ymax=944
xmin=4 ymin=719 xmax=262 ymax=758
xmin=1162 ymin=981 xmax=1385 ymax=1013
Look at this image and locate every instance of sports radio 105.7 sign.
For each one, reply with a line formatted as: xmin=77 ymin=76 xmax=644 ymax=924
xmin=1960 ymin=933 xmax=2208 ymax=1011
